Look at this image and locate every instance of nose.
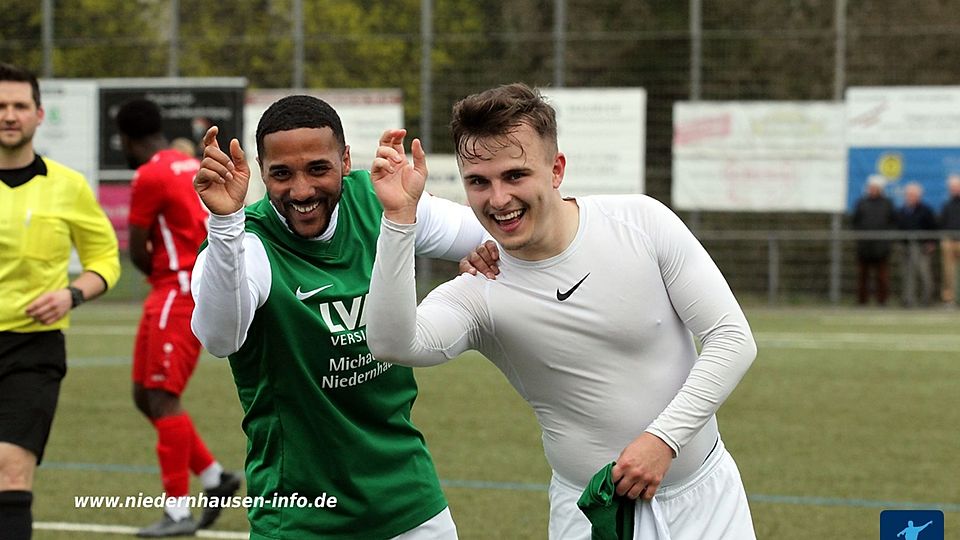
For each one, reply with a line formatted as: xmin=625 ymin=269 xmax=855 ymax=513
xmin=289 ymin=172 xmax=315 ymax=202
xmin=488 ymin=181 xmax=512 ymax=209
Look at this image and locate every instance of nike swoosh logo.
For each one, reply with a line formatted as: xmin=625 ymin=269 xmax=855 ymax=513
xmin=556 ymin=273 xmax=590 ymax=301
xmin=295 ymin=284 xmax=334 ymax=301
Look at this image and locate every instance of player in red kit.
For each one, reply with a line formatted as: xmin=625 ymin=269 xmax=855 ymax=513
xmin=116 ymin=99 xmax=241 ymax=537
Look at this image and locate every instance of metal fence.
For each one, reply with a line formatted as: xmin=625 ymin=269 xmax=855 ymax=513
xmin=5 ymin=0 xmax=960 ymax=304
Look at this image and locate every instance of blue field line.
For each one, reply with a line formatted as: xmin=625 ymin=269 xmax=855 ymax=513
xmin=40 ymin=461 xmax=960 ymax=512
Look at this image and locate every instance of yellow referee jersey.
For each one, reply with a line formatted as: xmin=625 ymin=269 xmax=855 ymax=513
xmin=0 ymin=157 xmax=120 ymax=332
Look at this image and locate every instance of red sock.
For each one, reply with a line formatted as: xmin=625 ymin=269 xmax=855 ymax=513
xmin=153 ymin=414 xmax=191 ymax=497
xmin=184 ymin=415 xmax=215 ymax=475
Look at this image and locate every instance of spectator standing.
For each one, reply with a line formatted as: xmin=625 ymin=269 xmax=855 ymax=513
xmin=852 ymin=175 xmax=897 ymax=305
xmin=939 ymin=174 xmax=960 ymax=308
xmin=896 ymin=182 xmax=938 ymax=307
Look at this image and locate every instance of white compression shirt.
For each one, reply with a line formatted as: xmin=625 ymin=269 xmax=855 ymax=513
xmin=191 ymin=192 xmax=488 ymax=358
xmin=367 ymin=194 xmax=757 ymax=488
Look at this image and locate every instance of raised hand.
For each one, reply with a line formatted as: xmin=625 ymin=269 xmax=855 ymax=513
xmin=193 ymin=126 xmax=251 ymax=216
xmin=370 ymin=129 xmax=427 ymax=224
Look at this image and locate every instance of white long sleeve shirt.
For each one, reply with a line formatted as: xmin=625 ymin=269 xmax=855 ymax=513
xmin=367 ymin=194 xmax=757 ymax=488
xmin=191 ymin=192 xmax=487 ymax=358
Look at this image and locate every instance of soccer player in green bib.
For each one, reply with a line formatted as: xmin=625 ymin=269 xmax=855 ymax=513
xmin=190 ymin=95 xmax=488 ymax=539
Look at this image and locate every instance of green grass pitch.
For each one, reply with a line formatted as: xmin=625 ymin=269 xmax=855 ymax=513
xmin=30 ymin=303 xmax=960 ymax=538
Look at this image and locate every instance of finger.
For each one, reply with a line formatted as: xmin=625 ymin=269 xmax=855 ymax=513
xmin=485 ymin=240 xmax=500 ymax=262
xmin=229 ymin=138 xmax=247 ymax=174
xmin=378 ymin=128 xmax=406 ymax=146
xmin=202 ymin=126 xmax=220 ymax=151
xmin=376 ymin=146 xmax=404 ymax=164
xmin=641 ymin=481 xmax=659 ymax=500
xmin=412 ymin=138 xmax=428 ymax=177
xmin=459 ymin=258 xmax=478 ymax=275
xmin=203 ymin=141 xmax=232 ymax=167
xmin=626 ymin=483 xmax=647 ymax=500
xmin=196 ymin=161 xmax=232 ymax=185
xmin=371 ymin=157 xmax=396 ymax=176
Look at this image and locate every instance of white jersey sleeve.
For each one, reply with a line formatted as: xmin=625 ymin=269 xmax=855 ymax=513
xmin=413 ymin=191 xmax=489 ymax=260
xmin=190 ymin=210 xmax=271 ymax=358
xmin=367 ymin=218 xmax=484 ymax=366
xmin=624 ymin=197 xmax=757 ymax=454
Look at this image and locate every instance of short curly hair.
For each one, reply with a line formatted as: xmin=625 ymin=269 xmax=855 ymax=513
xmin=256 ymin=95 xmax=345 ymax=158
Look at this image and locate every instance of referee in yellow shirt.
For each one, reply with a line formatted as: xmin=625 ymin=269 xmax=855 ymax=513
xmin=0 ymin=62 xmax=121 ymax=540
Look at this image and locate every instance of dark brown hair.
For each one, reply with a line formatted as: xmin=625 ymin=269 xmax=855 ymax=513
xmin=450 ymin=83 xmax=557 ymax=161
xmin=0 ymin=62 xmax=41 ymax=108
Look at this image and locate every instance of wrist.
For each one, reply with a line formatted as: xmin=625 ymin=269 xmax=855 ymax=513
xmin=67 ymin=286 xmax=85 ymax=309
xmin=383 ymin=208 xmax=417 ymax=225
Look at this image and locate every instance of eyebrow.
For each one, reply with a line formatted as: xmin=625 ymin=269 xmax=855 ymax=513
xmin=267 ymin=159 xmax=332 ymax=172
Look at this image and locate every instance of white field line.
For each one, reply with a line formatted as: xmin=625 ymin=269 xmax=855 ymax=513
xmin=35 ymin=521 xmax=247 ymax=538
xmin=755 ymin=331 xmax=960 ymax=352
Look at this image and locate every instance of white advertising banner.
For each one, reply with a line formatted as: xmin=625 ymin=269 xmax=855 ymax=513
xmin=544 ymin=88 xmax=646 ymax=195
xmin=243 ymin=89 xmax=403 ymax=203
xmin=672 ymin=101 xmax=847 ymax=212
xmin=846 ymin=86 xmax=960 ymax=147
xmin=35 ymin=79 xmax=100 ymax=193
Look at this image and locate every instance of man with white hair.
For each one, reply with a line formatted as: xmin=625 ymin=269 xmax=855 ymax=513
xmin=896 ymin=182 xmax=937 ymax=307
xmin=939 ymin=174 xmax=960 ymax=308
xmin=852 ymin=175 xmax=897 ymax=305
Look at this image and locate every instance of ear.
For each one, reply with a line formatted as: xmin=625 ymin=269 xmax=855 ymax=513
xmin=341 ymin=144 xmax=352 ymax=176
xmin=36 ymin=106 xmax=45 ymax=123
xmin=551 ymin=152 xmax=566 ymax=190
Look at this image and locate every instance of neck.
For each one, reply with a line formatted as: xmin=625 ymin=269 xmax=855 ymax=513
xmin=507 ymin=197 xmax=580 ymax=261
xmin=0 ymin=146 xmax=35 ymax=169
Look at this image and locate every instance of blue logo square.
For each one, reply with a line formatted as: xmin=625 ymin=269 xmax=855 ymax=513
xmin=880 ymin=510 xmax=944 ymax=540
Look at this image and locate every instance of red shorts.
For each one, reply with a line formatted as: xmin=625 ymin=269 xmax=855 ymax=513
xmin=132 ymin=288 xmax=202 ymax=395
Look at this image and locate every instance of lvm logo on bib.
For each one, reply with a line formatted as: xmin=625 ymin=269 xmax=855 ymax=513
xmin=879 ymin=510 xmax=944 ymax=540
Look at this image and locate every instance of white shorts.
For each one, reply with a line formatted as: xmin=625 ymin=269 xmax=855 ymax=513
xmin=390 ymin=507 xmax=458 ymax=540
xmin=548 ymin=438 xmax=756 ymax=540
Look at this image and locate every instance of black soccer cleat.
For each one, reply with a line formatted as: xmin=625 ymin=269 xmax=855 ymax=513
xmin=136 ymin=513 xmax=197 ymax=537
xmin=198 ymin=471 xmax=243 ymax=529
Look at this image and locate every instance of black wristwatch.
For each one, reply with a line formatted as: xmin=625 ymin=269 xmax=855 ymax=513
xmin=68 ymin=286 xmax=85 ymax=308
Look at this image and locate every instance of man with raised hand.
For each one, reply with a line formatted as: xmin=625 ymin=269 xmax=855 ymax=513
xmin=190 ymin=95 xmax=489 ymax=539
xmin=366 ymin=83 xmax=757 ymax=539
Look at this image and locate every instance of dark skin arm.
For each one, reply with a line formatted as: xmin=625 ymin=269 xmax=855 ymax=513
xmin=128 ymin=224 xmax=152 ymax=276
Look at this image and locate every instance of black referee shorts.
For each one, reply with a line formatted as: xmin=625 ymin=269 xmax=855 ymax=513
xmin=0 ymin=331 xmax=67 ymax=463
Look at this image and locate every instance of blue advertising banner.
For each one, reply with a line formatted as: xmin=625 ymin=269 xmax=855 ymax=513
xmin=847 ymin=147 xmax=960 ymax=212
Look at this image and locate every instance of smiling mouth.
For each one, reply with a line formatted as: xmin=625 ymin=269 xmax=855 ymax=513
xmin=492 ymin=209 xmax=524 ymax=222
xmin=290 ymin=201 xmax=321 ymax=214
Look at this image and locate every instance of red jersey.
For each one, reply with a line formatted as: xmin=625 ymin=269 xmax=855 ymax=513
xmin=128 ymin=149 xmax=207 ymax=290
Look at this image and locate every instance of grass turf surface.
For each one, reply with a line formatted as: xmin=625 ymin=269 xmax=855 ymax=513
xmin=31 ymin=303 xmax=960 ymax=538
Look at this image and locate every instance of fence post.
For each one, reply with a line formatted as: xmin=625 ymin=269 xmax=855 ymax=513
xmin=768 ymin=234 xmax=780 ymax=305
xmin=42 ymin=0 xmax=54 ymax=77
xmin=292 ymin=0 xmax=304 ymax=90
xmin=554 ymin=0 xmax=566 ymax=87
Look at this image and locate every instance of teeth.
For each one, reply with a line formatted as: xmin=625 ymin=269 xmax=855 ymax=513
xmin=493 ymin=209 xmax=522 ymax=221
xmin=291 ymin=201 xmax=320 ymax=213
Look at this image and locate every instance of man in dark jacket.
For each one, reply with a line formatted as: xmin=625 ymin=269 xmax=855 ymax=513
xmin=852 ymin=175 xmax=897 ymax=305
xmin=896 ymin=182 xmax=938 ymax=307
xmin=940 ymin=174 xmax=960 ymax=308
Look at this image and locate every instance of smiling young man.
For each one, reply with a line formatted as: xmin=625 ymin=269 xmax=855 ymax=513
xmin=190 ymin=95 xmax=490 ymax=539
xmin=366 ymin=83 xmax=758 ymax=539
xmin=0 ymin=62 xmax=120 ymax=540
